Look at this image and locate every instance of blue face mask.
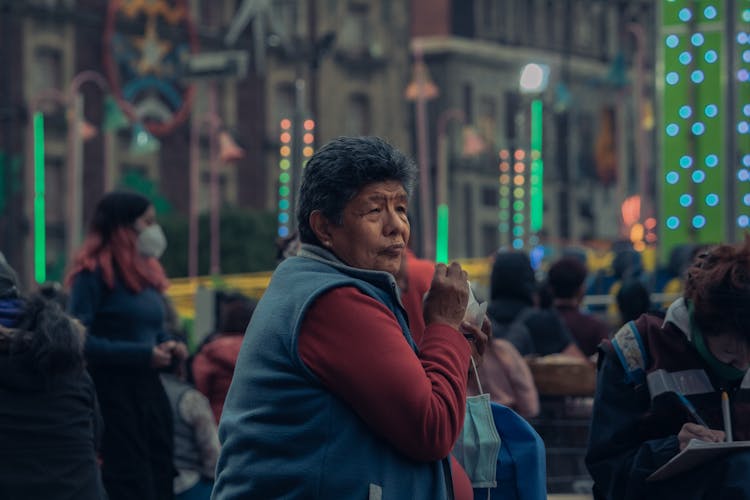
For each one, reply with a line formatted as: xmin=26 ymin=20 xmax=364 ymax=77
xmin=452 ymin=359 xmax=502 ymax=489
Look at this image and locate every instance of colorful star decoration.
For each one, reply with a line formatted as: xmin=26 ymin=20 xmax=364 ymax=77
xmin=132 ymin=16 xmax=172 ymax=74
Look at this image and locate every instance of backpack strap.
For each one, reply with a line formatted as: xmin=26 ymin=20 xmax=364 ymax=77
xmin=611 ymin=320 xmax=649 ymax=385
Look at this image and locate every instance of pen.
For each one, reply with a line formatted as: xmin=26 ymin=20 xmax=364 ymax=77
xmin=722 ymin=391 xmax=733 ymax=443
xmin=676 ymin=392 xmax=708 ymax=427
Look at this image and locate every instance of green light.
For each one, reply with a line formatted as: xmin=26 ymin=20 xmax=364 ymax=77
xmin=435 ymin=204 xmax=449 ymax=264
xmin=279 ymin=172 xmax=290 ymax=183
xmin=280 ymin=159 xmax=290 ymax=170
xmin=530 ymin=99 xmax=544 ymax=232
xmin=513 ymin=213 xmax=524 ymax=224
xmin=33 ymin=112 xmax=46 ymax=283
xmin=513 ymin=200 xmax=525 ymax=211
xmin=279 ymin=186 xmax=289 ymax=197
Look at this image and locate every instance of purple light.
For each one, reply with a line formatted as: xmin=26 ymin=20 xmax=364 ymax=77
xmin=739 ymin=69 xmax=750 ymax=82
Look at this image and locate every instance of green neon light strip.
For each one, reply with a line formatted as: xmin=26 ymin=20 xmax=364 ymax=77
xmin=530 ymin=99 xmax=544 ymax=233
xmin=435 ymin=204 xmax=449 ymax=264
xmin=33 ymin=112 xmax=46 ymax=283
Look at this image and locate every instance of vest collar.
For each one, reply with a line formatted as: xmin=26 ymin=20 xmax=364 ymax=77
xmin=297 ymin=244 xmax=405 ymax=308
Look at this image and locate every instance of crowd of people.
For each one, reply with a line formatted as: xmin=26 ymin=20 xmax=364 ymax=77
xmin=0 ymin=135 xmax=748 ymax=500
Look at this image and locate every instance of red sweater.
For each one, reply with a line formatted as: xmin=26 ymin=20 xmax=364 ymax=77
xmin=192 ymin=334 xmax=244 ymax=423
xmin=298 ymin=286 xmax=473 ymax=499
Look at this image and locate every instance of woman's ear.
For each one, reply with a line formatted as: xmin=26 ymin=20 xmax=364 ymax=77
xmin=309 ymin=210 xmax=333 ymax=248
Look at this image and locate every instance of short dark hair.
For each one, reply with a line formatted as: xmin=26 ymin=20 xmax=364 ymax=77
xmin=547 ymin=257 xmax=588 ymax=299
xmin=684 ymin=238 xmax=750 ymax=338
xmin=90 ymin=191 xmax=151 ymax=243
xmin=296 ymin=136 xmax=417 ymax=245
xmin=490 ymin=251 xmax=537 ymax=303
xmin=616 ymin=279 xmax=651 ymax=323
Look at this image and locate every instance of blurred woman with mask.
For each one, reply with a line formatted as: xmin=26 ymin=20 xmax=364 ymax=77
xmin=66 ymin=191 xmax=187 ymax=500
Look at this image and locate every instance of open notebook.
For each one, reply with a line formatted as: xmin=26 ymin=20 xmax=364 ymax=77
xmin=647 ymin=439 xmax=750 ymax=481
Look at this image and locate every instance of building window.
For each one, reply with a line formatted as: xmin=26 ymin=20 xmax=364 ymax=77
xmin=463 ymin=83 xmax=474 ymax=124
xmin=481 ymin=186 xmax=498 ymax=207
xmin=345 ymin=93 xmax=370 ymax=136
xmin=33 ymin=47 xmax=62 ymax=94
xmin=481 ymin=224 xmax=498 ymax=257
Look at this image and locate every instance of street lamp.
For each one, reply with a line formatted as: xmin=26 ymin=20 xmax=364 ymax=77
xmin=188 ymin=83 xmax=244 ymax=278
xmin=405 ymin=41 xmax=439 ymax=259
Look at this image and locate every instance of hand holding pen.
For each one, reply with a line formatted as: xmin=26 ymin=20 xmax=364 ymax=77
xmin=675 ymin=392 xmax=726 ymax=451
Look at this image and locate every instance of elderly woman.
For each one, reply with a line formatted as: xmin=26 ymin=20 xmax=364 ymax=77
xmin=213 ymin=136 xmax=482 ymax=499
xmin=586 ymin=239 xmax=750 ymax=499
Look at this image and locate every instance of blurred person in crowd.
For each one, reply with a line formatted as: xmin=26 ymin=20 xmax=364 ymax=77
xmin=66 ymin=191 xmax=188 ymax=500
xmin=213 ymin=136 xmax=482 ymax=499
xmin=487 ymin=250 xmax=586 ymax=359
xmin=0 ymin=259 xmax=106 ymax=499
xmin=161 ymin=360 xmax=220 ymax=500
xmin=191 ymin=294 xmax=256 ymax=423
xmin=615 ymin=278 xmax=654 ymax=326
xmin=586 ymin=239 xmax=750 ymax=499
xmin=547 ymin=256 xmax=611 ymax=357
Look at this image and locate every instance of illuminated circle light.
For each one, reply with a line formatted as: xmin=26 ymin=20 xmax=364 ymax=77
xmin=678 ymin=7 xmax=692 ymax=22
xmin=514 ymin=162 xmax=525 ymax=173
xmin=738 ymin=32 xmax=749 ymax=44
xmin=691 ymin=33 xmax=705 ymax=46
xmin=738 ymin=122 xmax=750 ymax=134
xmin=500 ymin=198 xmax=510 ymax=209
xmin=500 ymin=162 xmax=510 ymax=172
xmin=706 ymin=154 xmax=719 ymax=167
xmin=303 ymin=146 xmax=314 ymax=157
xmin=744 ymin=104 xmax=750 ymax=117
xmin=739 ymin=169 xmax=750 ymax=182
xmin=692 ymin=215 xmax=706 ymax=229
xmin=513 ymin=226 xmax=524 ymax=237
xmin=743 ymin=10 xmax=750 ymax=23
xmin=679 ymin=105 xmax=692 ymax=119
xmin=679 ymin=155 xmax=693 ymax=168
xmin=279 ymin=172 xmax=290 ymax=183
xmin=513 ymin=188 xmax=524 ymax=198
xmin=705 ymin=104 xmax=718 ymax=118
xmin=743 ymin=193 xmax=750 ymax=206
xmin=705 ymin=193 xmax=719 ymax=206
xmin=513 ymin=175 xmax=524 ymax=186
xmin=512 ymin=239 xmax=524 ymax=250
xmin=280 ymin=132 xmax=291 ymax=143
xmin=666 ymin=34 xmax=680 ymax=48
xmin=692 ymin=170 xmax=706 ymax=183
xmin=499 ymin=149 xmax=510 ymax=160
xmin=739 ymin=215 xmax=750 ymax=228
xmin=738 ymin=69 xmax=750 ymax=82
xmin=666 ymin=216 xmax=680 ymax=230
xmin=513 ymin=200 xmax=525 ymax=211
xmin=666 ymin=123 xmax=680 ymax=136
xmin=744 ymin=155 xmax=750 ymax=167
xmin=645 ymin=217 xmax=657 ymax=230
xmin=279 ymin=199 xmax=289 ymax=210
xmin=666 ymin=72 xmax=680 ymax=85
xmin=499 ymin=222 xmax=509 ymax=232
xmin=679 ymin=194 xmax=693 ymax=207
xmin=280 ymin=159 xmax=290 ymax=170
xmin=278 ymin=226 xmax=289 ymax=237
xmin=279 ymin=185 xmax=290 ymax=196
xmin=692 ymin=122 xmax=706 ymax=135
xmin=278 ymin=213 xmax=289 ymax=224
xmin=303 ymin=119 xmax=315 ymax=131
xmin=303 ymin=133 xmax=314 ymax=144
xmin=691 ymin=70 xmax=705 ymax=83
xmin=280 ymin=119 xmax=291 ymax=129
xmin=499 ymin=211 xmax=510 ymax=221
xmin=514 ymin=150 xmax=526 ymax=160
xmin=704 ymin=5 xmax=717 ymax=19
xmin=666 ymin=171 xmax=680 ymax=184
xmin=744 ymin=50 xmax=750 ymax=63
xmin=513 ymin=214 xmax=524 ymax=224
xmin=500 ymin=186 xmax=510 ymax=196
xmin=704 ymin=50 xmax=718 ymax=63
xmin=679 ymin=51 xmax=692 ymax=65
xmin=280 ymin=146 xmax=291 ymax=157
xmin=500 ymin=174 xmax=510 ymax=184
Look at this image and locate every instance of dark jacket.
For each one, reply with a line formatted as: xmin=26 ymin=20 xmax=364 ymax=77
xmin=586 ymin=299 xmax=750 ymax=500
xmin=0 ymin=325 xmax=106 ymax=499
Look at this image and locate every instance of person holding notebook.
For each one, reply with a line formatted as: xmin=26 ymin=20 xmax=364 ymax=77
xmin=585 ymin=238 xmax=750 ymax=500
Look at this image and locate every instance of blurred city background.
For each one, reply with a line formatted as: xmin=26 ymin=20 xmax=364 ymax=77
xmin=0 ymin=0 xmax=749 ymax=495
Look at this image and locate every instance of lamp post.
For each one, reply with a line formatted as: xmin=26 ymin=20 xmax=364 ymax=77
xmin=627 ymin=22 xmax=651 ymax=224
xmin=435 ymin=109 xmax=465 ymax=263
xmin=405 ymin=42 xmax=439 ymax=259
xmin=188 ymin=83 xmax=244 ymax=278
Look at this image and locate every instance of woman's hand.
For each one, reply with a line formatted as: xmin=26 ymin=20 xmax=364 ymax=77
xmin=150 ymin=343 xmax=173 ymax=368
xmin=423 ymin=262 xmax=469 ymax=331
xmin=677 ymin=422 xmax=725 ymax=450
xmin=460 ymin=316 xmax=490 ymax=365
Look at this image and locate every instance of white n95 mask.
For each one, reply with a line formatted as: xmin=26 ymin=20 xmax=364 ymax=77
xmin=137 ymin=224 xmax=167 ymax=259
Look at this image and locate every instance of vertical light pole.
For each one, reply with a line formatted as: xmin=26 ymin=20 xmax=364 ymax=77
xmin=435 ymin=109 xmax=465 ymax=263
xmin=65 ymin=71 xmax=111 ymax=262
xmin=627 ymin=22 xmax=650 ymax=224
xmin=405 ymin=42 xmax=439 ymax=259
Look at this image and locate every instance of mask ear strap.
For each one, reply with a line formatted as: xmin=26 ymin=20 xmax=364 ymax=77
xmin=470 ymin=357 xmax=484 ymax=394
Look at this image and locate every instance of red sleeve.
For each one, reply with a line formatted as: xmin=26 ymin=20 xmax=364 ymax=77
xmin=298 ymin=286 xmax=472 ymax=462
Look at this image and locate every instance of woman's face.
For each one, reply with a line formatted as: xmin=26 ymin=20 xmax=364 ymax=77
xmin=133 ymin=205 xmax=156 ymax=233
xmin=323 ymin=180 xmax=410 ymax=276
xmin=706 ymin=332 xmax=750 ymax=372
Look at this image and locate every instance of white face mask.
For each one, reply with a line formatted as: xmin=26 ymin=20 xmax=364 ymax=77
xmin=136 ymin=224 xmax=167 ymax=259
